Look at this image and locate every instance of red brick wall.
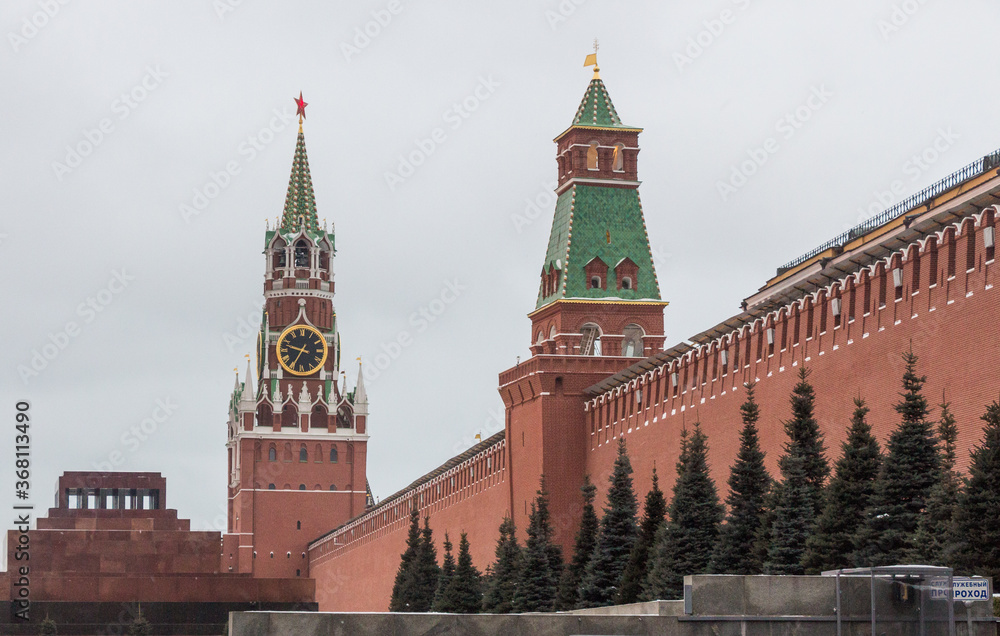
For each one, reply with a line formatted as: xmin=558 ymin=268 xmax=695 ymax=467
xmin=308 ymin=209 xmax=998 ymax=613
xmin=309 ymin=441 xmax=508 ymax=611
xmin=585 ymin=210 xmax=999 ymax=507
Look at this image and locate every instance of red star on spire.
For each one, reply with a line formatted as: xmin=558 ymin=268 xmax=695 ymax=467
xmin=294 ymin=92 xmax=308 ymax=121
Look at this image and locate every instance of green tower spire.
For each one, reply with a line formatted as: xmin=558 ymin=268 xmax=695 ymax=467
xmin=279 ymin=129 xmax=320 ymax=233
xmin=572 ymin=77 xmax=631 ymax=129
xmin=535 ymin=73 xmax=660 ymax=311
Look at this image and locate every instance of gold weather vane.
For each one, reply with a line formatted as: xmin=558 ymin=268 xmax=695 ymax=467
xmin=294 ymin=91 xmax=308 ymax=132
xmin=584 ymin=38 xmax=600 ymax=79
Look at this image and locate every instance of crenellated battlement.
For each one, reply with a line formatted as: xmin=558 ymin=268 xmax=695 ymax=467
xmin=585 ymin=205 xmax=998 ymax=456
xmin=309 ymin=434 xmax=506 ymax=562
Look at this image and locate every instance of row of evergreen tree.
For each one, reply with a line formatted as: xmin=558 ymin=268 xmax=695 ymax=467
xmin=390 ymin=350 xmax=1000 ymax=612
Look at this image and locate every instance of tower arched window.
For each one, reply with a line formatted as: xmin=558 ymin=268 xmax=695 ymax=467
xmin=580 ymin=323 xmax=602 ymax=356
xmin=294 ymin=240 xmax=310 ymax=268
xmin=311 ymin=404 xmax=328 ymax=430
xmin=584 ymin=257 xmax=608 ymax=291
xmin=272 ymin=238 xmax=287 ymax=269
xmin=299 ymin=445 xmax=307 ymax=462
xmin=268 ymin=484 xmax=275 ymax=490
xmin=330 ymin=446 xmax=339 ymax=463
xmin=623 ymin=324 xmax=644 ymax=358
xmin=613 ymin=143 xmax=625 ymax=172
xmin=282 ymin=404 xmax=297 ymax=428
xmin=257 ymin=404 xmax=272 ymax=429
xmin=268 ymin=446 xmax=276 ymax=462
xmin=337 ymin=405 xmax=353 ymax=429
xmin=299 ymin=484 xmax=306 ymax=491
xmin=330 ymin=484 xmax=337 ymax=491
xmin=614 ymin=257 xmax=639 ymax=291
xmin=587 ymin=142 xmax=599 ymax=170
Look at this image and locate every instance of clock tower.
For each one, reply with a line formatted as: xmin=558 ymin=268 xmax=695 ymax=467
xmin=222 ymin=96 xmax=371 ymax=579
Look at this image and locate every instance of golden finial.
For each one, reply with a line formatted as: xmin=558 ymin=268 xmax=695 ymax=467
xmin=584 ymin=39 xmax=600 ymax=79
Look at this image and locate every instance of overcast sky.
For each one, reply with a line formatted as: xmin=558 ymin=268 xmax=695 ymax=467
xmin=3 ymin=1 xmax=1000 ymax=546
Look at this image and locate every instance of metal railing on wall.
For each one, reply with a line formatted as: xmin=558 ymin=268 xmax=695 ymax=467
xmin=779 ymin=148 xmax=1000 ymax=273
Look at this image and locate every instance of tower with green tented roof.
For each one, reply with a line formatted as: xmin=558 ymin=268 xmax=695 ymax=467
xmin=530 ymin=54 xmax=667 ymax=358
xmin=224 ymin=93 xmax=370 ymax=580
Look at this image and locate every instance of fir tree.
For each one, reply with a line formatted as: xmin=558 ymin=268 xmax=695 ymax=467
xmin=784 ymin=368 xmax=829 ymax=515
xmin=579 ymin=437 xmax=638 ymax=608
xmin=955 ymin=399 xmax=1000 ymax=582
xmin=857 ymin=351 xmax=939 ymax=566
xmin=909 ymin=400 xmax=962 ymax=566
xmin=389 ymin=505 xmax=423 ymax=611
xmin=764 ymin=369 xmax=829 ymax=574
xmin=482 ymin=516 xmax=521 ymax=613
xmin=765 ymin=452 xmax=815 ymax=574
xmin=711 ymin=383 xmax=771 ymax=574
xmin=555 ymin=476 xmax=599 ymax=610
xmin=751 ymin=485 xmax=779 ymax=574
xmin=644 ymin=424 xmax=723 ymax=600
xmin=127 ymin=608 xmax=152 ymax=636
xmin=438 ymin=532 xmax=483 ymax=613
xmin=512 ymin=477 xmax=563 ymax=612
xmin=410 ymin=516 xmax=441 ymax=612
xmin=616 ymin=467 xmax=667 ymax=605
xmin=803 ymin=397 xmax=882 ymax=573
xmin=432 ymin=533 xmax=457 ymax=611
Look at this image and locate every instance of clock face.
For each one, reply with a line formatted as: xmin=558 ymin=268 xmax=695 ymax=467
xmin=277 ymin=325 xmax=328 ymax=376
